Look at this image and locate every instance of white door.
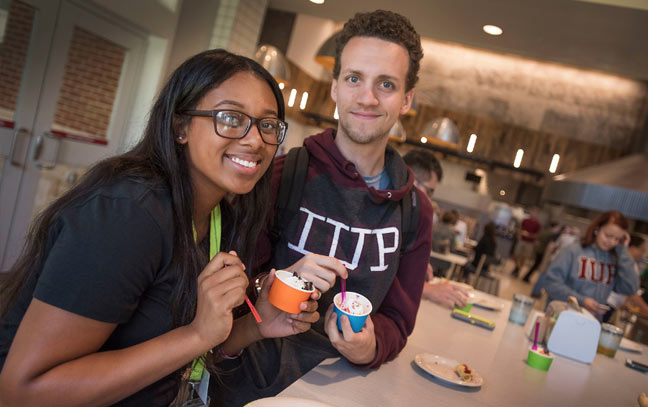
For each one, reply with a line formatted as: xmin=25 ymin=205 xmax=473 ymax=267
xmin=0 ymin=0 xmax=146 ymax=270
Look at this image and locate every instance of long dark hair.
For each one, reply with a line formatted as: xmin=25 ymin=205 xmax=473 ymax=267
xmin=0 ymin=49 xmax=285 ymax=335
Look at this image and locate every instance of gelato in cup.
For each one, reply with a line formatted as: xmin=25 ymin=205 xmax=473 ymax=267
xmin=334 ymin=292 xmax=372 ymax=333
xmin=527 ymin=346 xmax=553 ymax=371
xmin=268 ymin=270 xmax=315 ymax=314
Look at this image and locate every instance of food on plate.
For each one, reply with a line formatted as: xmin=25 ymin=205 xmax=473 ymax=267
xmin=638 ymin=392 xmax=648 ymax=407
xmin=455 ymin=363 xmax=473 ymax=382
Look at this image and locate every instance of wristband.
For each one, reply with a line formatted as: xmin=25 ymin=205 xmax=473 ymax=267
xmin=254 ymin=272 xmax=269 ymax=295
xmin=218 ymin=346 xmax=243 ymax=359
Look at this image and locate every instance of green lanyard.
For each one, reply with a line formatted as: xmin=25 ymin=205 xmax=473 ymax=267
xmin=189 ymin=205 xmax=220 ymax=381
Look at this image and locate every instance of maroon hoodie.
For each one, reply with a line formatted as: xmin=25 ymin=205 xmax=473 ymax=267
xmin=256 ymin=129 xmax=433 ymax=368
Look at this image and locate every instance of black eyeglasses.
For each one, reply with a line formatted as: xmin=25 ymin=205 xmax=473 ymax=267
xmin=181 ymin=110 xmax=287 ymax=145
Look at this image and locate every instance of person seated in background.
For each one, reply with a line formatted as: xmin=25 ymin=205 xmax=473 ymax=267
xmin=459 ymin=221 xmax=497 ymax=282
xmin=604 ymin=234 xmax=648 ymax=320
xmin=452 ymin=209 xmax=468 ymax=247
xmin=403 ymin=149 xmax=469 ymax=309
xmin=432 ymin=211 xmax=457 ymax=253
xmin=543 ymin=211 xmax=639 ymax=318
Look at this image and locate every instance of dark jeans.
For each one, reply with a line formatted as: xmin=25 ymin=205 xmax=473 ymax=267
xmin=522 ymin=251 xmax=544 ymax=281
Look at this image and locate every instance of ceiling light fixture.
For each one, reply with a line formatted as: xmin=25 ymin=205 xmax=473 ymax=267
xmin=514 ymin=149 xmax=524 ymax=168
xmin=467 ymin=134 xmax=477 ymax=153
xmin=288 ymin=89 xmax=297 ymax=108
xmin=310 ymin=0 xmax=325 ymax=4
xmin=420 ymin=117 xmax=460 ymax=149
xmin=420 ymin=136 xmax=428 ymax=144
xmin=299 ymin=92 xmax=309 ymax=110
xmin=314 ymin=31 xmax=339 ymax=71
xmin=549 ymin=154 xmax=560 ymax=173
xmin=254 ymin=44 xmax=291 ymax=83
xmin=483 ymin=24 xmax=503 ymax=36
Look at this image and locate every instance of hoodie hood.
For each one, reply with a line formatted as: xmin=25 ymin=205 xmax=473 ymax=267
xmin=304 ymin=128 xmax=415 ymax=203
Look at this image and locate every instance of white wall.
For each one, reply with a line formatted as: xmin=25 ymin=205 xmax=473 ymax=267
xmin=123 ymin=35 xmax=168 ymax=149
xmin=91 ymin=0 xmax=181 ymax=38
xmin=88 ymin=0 xmax=184 ymax=148
xmin=286 ymin=14 xmax=339 ymax=81
xmin=277 ymin=118 xmax=324 ymax=155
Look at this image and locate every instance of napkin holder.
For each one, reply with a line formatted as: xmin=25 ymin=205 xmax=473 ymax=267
xmin=546 ymin=297 xmax=601 ymax=364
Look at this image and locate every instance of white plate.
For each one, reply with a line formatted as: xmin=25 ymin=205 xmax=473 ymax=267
xmin=619 ymin=338 xmax=643 ymax=353
xmin=414 ymin=353 xmax=484 ymax=387
xmin=472 ymin=297 xmax=503 ymax=311
xmin=246 ymin=397 xmax=335 ymax=407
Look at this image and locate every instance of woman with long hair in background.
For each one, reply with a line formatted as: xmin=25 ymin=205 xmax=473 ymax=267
xmin=543 ymin=210 xmax=639 ymax=317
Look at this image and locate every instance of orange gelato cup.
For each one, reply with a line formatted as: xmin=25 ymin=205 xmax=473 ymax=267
xmin=268 ymin=270 xmax=315 ymax=314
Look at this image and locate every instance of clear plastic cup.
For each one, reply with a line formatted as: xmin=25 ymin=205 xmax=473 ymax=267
xmin=597 ymin=323 xmax=623 ymax=357
xmin=508 ymin=294 xmax=535 ymax=325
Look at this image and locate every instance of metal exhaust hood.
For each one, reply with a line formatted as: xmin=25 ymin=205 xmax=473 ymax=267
xmin=543 ymin=154 xmax=648 ymax=222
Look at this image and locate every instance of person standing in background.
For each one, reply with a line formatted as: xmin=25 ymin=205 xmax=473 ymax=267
xmin=452 ymin=209 xmax=468 ymax=247
xmin=511 ymin=207 xmax=541 ymax=277
xmin=404 ymin=150 xmax=469 ymax=309
xmin=522 ymin=222 xmax=561 ymax=283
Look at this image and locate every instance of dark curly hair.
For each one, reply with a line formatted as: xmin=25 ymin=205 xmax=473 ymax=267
xmin=333 ymin=10 xmax=423 ymax=91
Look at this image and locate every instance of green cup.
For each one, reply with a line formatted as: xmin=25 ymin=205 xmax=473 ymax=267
xmin=527 ymin=347 xmax=553 ymax=371
xmin=455 ymin=303 xmax=472 ymax=313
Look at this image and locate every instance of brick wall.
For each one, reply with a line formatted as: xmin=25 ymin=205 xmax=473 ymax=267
xmin=53 ymin=27 xmax=126 ymax=139
xmin=227 ymin=0 xmax=266 ymax=58
xmin=0 ymin=0 xmax=35 ymax=119
xmin=209 ymin=0 xmax=267 ymax=58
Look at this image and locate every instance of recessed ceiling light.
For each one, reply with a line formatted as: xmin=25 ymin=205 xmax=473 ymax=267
xmin=310 ymin=0 xmax=325 ymax=4
xmin=483 ymin=25 xmax=503 ymax=36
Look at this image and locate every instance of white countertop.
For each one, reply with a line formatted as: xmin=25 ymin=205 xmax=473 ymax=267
xmin=279 ymin=293 xmax=648 ymax=407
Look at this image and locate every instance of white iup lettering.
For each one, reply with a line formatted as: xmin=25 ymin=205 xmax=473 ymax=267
xmin=370 ymin=227 xmax=399 ymax=272
xmin=345 ymin=227 xmax=372 ymax=270
xmin=325 ymin=218 xmax=350 ymax=258
xmin=286 ymin=207 xmax=401 ymax=272
xmin=287 ymin=207 xmax=325 ymax=255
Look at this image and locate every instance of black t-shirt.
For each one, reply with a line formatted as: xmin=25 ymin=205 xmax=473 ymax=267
xmin=0 ymin=178 xmax=180 ymax=406
xmin=471 ymin=235 xmax=497 ymax=267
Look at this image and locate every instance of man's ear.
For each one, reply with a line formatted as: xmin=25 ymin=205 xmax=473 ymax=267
xmin=399 ymin=89 xmax=414 ymax=115
xmin=330 ymin=79 xmax=338 ymax=103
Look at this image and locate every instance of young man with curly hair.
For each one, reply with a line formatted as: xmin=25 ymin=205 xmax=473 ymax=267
xmin=210 ymin=10 xmax=432 ymax=405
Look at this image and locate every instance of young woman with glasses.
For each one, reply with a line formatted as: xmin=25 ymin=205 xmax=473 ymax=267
xmin=0 ymin=49 xmax=320 ymax=406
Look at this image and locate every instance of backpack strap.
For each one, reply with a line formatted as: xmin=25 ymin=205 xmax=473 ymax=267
xmin=270 ymin=147 xmax=309 ymax=245
xmin=401 ymin=187 xmax=421 ymax=255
